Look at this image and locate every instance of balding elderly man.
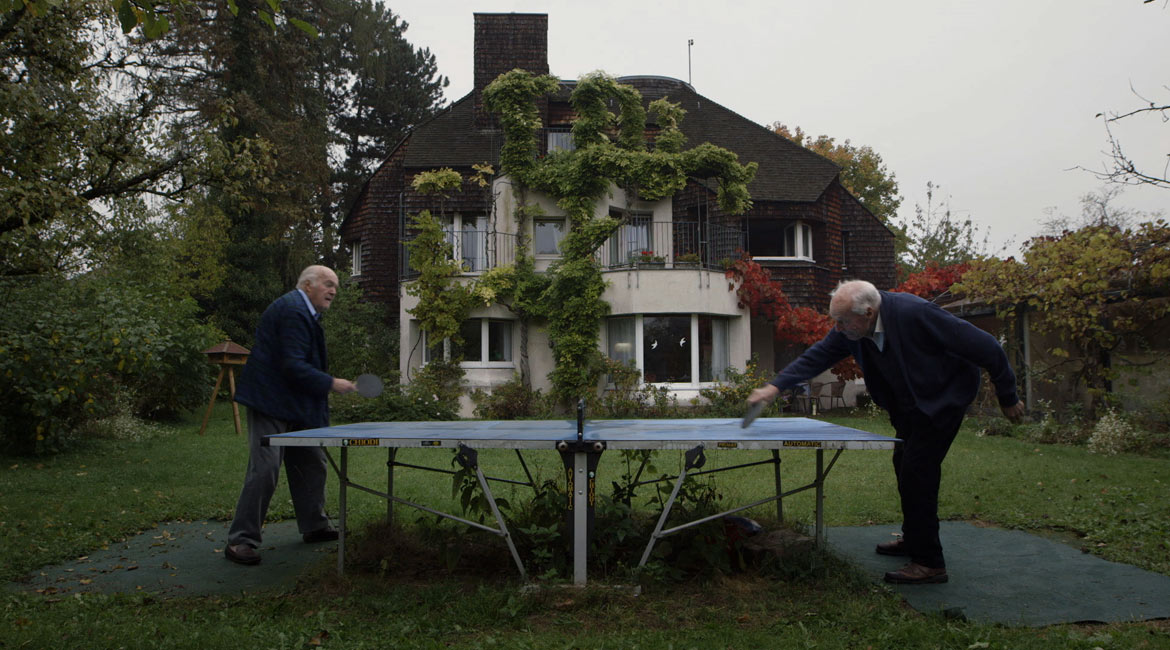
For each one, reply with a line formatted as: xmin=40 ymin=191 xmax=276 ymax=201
xmin=749 ymin=280 xmax=1025 ymax=584
xmin=225 ymin=265 xmax=357 ymax=565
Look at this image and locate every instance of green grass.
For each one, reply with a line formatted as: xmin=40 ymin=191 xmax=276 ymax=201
xmin=2 ymin=404 xmax=1169 ymax=649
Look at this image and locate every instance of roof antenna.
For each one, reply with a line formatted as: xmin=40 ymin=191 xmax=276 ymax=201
xmin=687 ymin=39 xmax=694 ymax=86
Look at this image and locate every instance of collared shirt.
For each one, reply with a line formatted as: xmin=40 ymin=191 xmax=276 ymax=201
xmin=296 ymin=288 xmax=320 ymax=321
xmin=867 ymin=313 xmax=885 ymax=352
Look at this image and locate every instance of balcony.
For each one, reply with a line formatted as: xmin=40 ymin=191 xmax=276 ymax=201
xmin=401 ymin=230 xmax=518 ymax=279
xmin=400 ymin=221 xmax=744 ymax=279
xmin=597 ymin=220 xmax=743 ymax=271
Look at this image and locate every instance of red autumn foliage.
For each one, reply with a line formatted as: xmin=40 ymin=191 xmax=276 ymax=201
xmin=895 ymin=262 xmax=969 ymax=301
xmin=725 ymin=253 xmax=862 ymax=381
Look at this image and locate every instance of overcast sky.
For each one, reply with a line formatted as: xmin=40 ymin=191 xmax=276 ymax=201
xmin=387 ymin=0 xmax=1168 ymax=256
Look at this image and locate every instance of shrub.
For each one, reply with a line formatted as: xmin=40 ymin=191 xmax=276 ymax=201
xmin=331 ymin=385 xmax=459 ymax=423
xmin=323 ymin=273 xmax=399 ymax=384
xmin=1087 ymin=409 xmax=1142 ymax=456
xmin=471 ymin=374 xmax=544 ymax=420
xmin=0 ymin=275 xmax=218 ymax=453
xmin=696 ymin=357 xmax=778 ymax=417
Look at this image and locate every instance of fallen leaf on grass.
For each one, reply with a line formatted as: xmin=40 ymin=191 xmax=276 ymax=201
xmin=308 ymin=630 xmax=330 ymax=646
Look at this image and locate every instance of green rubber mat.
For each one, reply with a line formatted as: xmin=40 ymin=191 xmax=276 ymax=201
xmin=9 ymin=520 xmax=334 ymax=598
xmin=828 ymin=521 xmax=1170 ymax=626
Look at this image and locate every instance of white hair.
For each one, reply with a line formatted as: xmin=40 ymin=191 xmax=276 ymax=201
xmin=297 ymin=265 xmax=332 ymax=289
xmin=830 ymin=280 xmax=881 ymax=315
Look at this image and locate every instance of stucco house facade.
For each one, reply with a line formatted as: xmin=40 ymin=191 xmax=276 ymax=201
xmin=340 ymin=13 xmax=897 ymax=413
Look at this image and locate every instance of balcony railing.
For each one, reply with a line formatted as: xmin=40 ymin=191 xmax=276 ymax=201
xmin=400 ymin=221 xmax=743 ymax=279
xmin=401 ymin=230 xmax=518 ymax=279
xmin=597 ymin=220 xmax=743 ymax=270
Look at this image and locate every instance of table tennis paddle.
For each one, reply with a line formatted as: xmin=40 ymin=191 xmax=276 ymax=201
xmin=355 ymin=373 xmax=383 ymax=398
xmin=741 ymin=399 xmax=766 ymax=428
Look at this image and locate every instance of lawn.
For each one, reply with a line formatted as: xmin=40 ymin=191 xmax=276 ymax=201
xmin=2 ymin=403 xmax=1168 ymax=649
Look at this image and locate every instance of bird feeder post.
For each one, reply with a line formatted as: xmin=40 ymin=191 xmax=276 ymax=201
xmin=199 ymin=341 xmax=251 ymax=436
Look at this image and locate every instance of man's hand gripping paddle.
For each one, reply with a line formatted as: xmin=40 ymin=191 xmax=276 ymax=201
xmin=355 ymin=373 xmax=383 ymax=398
xmin=741 ymin=399 xmax=766 ymax=429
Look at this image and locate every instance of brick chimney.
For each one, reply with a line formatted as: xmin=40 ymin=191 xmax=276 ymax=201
xmin=473 ymin=13 xmax=549 ymax=129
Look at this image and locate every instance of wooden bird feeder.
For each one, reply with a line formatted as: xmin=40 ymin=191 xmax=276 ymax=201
xmin=199 ymin=340 xmax=250 ymax=436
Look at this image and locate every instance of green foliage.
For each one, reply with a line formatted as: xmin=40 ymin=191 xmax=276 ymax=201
xmin=0 ymin=275 xmax=219 ymax=454
xmin=1088 ymin=409 xmax=1143 ymax=456
xmin=331 ymin=385 xmax=458 ymax=423
xmin=595 ymin=359 xmax=677 ymax=418
xmin=956 ymin=218 xmax=1170 ymax=413
xmin=322 ymin=272 xmax=398 ymax=383
xmin=471 ymin=373 xmax=545 ymax=420
xmin=404 ymin=210 xmax=476 ymax=347
xmin=697 ymin=358 xmax=782 ymax=417
xmin=482 ymin=70 xmax=757 ymax=407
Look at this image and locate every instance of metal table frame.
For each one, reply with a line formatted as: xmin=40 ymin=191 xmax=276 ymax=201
xmin=264 ymin=416 xmax=896 ymax=585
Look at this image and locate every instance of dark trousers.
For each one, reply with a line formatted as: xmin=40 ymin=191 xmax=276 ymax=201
xmin=889 ymin=407 xmax=965 ymax=569
xmin=227 ymin=408 xmax=332 ymax=548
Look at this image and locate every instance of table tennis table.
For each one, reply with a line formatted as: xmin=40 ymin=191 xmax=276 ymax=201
xmin=264 ymin=415 xmax=896 ymax=585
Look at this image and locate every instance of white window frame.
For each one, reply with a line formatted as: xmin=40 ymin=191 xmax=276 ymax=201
xmin=350 ymin=239 xmax=363 ymax=276
xmin=423 ymin=318 xmax=514 ymax=369
xmin=440 ymin=214 xmax=489 ymax=273
xmin=533 ymin=218 xmax=565 ymax=257
xmin=753 ymin=220 xmax=814 ymax=262
xmin=604 ymin=314 xmax=731 ymax=387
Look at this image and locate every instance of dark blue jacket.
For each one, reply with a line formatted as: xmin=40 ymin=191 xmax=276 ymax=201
xmin=235 ymin=290 xmax=333 ymax=429
xmin=768 ymin=291 xmax=1019 ymax=419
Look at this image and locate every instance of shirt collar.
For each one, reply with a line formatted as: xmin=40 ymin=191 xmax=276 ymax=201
xmin=868 ymin=313 xmax=885 ymax=351
xmin=295 ymin=288 xmax=319 ymax=320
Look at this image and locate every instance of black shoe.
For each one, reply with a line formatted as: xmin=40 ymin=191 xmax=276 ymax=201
xmin=303 ymin=528 xmax=339 ymax=543
xmin=884 ymin=562 xmax=948 ymax=584
xmin=225 ymin=543 xmax=261 ymax=565
xmin=875 ymin=538 xmax=908 ymax=556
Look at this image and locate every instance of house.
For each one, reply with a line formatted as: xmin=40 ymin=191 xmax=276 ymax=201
xmin=340 ymin=13 xmax=897 ymax=413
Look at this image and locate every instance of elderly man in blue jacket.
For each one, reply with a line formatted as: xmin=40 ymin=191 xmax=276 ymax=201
xmin=225 ymin=265 xmax=356 ymax=565
xmin=749 ymin=280 xmax=1025 ymax=584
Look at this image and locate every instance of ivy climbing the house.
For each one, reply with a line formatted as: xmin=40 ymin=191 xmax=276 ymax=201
xmin=481 ymin=69 xmax=759 ymax=407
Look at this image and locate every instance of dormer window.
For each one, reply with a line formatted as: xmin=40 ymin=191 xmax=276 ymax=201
xmin=749 ymin=219 xmax=815 ymax=262
xmin=783 ymin=221 xmax=813 ymax=259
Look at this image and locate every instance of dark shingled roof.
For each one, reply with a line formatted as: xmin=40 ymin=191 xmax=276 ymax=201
xmin=401 ymin=76 xmax=841 ymax=204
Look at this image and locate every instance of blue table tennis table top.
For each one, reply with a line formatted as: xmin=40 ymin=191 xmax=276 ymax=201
xmin=264 ymin=417 xmax=897 ymax=451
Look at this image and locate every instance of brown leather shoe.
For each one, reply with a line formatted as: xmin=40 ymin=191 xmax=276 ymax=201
xmin=224 ymin=543 xmax=261 ymax=565
xmin=884 ymin=562 xmax=948 ymax=584
xmin=875 ymin=538 xmax=908 ymax=556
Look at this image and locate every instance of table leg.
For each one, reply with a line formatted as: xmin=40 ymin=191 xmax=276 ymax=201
xmin=815 ymin=448 xmax=824 ymax=548
xmin=338 ymin=447 xmax=347 ymax=576
xmin=573 ymin=451 xmax=588 ymax=585
xmin=387 ymin=447 xmax=396 ymax=525
xmin=772 ymin=449 xmax=783 ymax=522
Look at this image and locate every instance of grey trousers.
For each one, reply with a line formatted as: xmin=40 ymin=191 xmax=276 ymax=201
xmin=227 ymin=408 xmax=332 ymax=548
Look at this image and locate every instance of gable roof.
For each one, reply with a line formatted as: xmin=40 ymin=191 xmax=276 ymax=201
xmin=399 ymin=76 xmax=841 ymax=204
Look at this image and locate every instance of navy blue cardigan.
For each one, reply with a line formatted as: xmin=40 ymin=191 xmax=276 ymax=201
xmin=235 ymin=290 xmax=334 ymax=429
xmin=768 ymin=291 xmax=1019 ymax=419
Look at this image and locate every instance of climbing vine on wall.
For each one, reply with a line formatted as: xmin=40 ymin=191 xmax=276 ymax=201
xmin=483 ymin=70 xmax=759 ymax=406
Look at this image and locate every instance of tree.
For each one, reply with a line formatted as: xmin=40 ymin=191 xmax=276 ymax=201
xmin=139 ymin=0 xmax=445 ymax=342
xmin=771 ymin=123 xmax=903 ymax=227
xmin=898 ymin=181 xmax=992 ymax=280
xmin=955 ymin=216 xmax=1170 ymax=413
xmin=0 ymin=0 xmax=268 ymax=278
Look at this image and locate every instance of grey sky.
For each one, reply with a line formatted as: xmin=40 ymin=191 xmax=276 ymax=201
xmin=389 ymin=0 xmax=1168 ymax=256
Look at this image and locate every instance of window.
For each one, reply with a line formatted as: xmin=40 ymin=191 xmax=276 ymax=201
xmin=749 ymin=220 xmax=814 ymax=261
xmin=605 ymin=314 xmax=731 ymax=385
xmin=350 ymin=240 xmax=363 ymax=276
xmin=643 ymin=315 xmax=691 ymax=383
xmin=608 ymin=210 xmax=653 ymax=266
xmin=783 ymin=222 xmax=813 ymax=259
xmin=547 ymin=129 xmax=575 ymax=153
xmin=425 ymin=318 xmax=514 ymax=365
xmin=534 ymin=219 xmax=565 ymax=256
xmin=440 ymin=215 xmax=489 ymax=272
xmin=699 ymin=316 xmax=729 ymax=382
